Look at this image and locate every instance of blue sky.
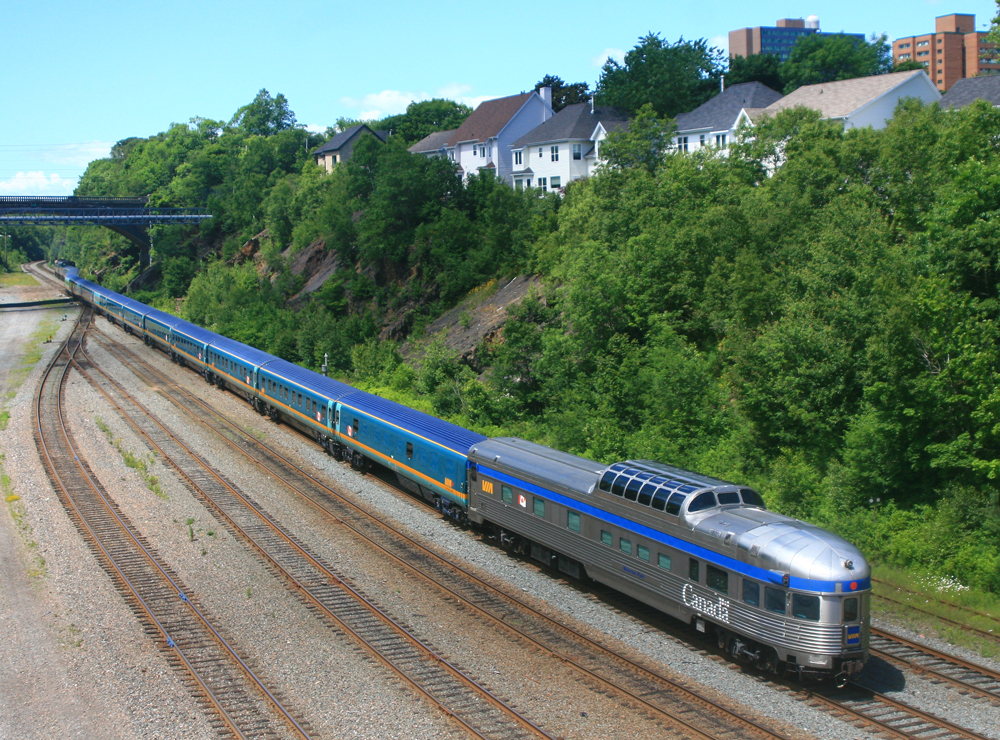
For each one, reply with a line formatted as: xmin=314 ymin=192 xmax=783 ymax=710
xmin=1 ymin=0 xmax=995 ymax=196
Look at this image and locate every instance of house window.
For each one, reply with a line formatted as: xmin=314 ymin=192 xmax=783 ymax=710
xmin=525 ymin=179 xmax=531 ymax=188
xmin=550 ymin=145 xmax=559 ymax=161
xmin=538 ymin=147 xmax=543 ymax=159
xmin=514 ymin=151 xmax=522 ymax=165
xmin=550 ymin=176 xmax=561 ymax=189
xmin=514 ymin=179 xmax=523 ymax=190
xmin=699 ymin=134 xmax=706 ymax=147
xmin=715 ymin=133 xmax=727 ymax=148
xmin=538 ymin=177 xmax=547 ymax=190
xmin=917 ymin=40 xmax=929 ymax=47
xmin=572 ymin=143 xmax=582 ymax=160
xmin=898 ymin=42 xmax=911 ymax=49
xmin=899 ymin=53 xmax=911 ymax=59
xmin=678 ymin=136 xmax=688 ymax=152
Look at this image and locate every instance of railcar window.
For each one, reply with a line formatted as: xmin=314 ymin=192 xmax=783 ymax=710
xmin=689 ymin=559 xmax=700 ymax=581
xmin=469 ymin=463 xmax=477 ymax=482
xmin=501 ymin=485 xmax=512 ymax=504
xmin=637 ymin=483 xmax=656 ymax=506
xmin=717 ymin=491 xmax=740 ymax=505
xmin=688 ymin=491 xmax=717 ymax=512
xmin=599 ymin=471 xmax=616 ymax=491
xmin=765 ymin=587 xmax=786 ymax=614
xmin=743 ymin=580 xmax=760 ymax=607
xmin=567 ymin=511 xmax=581 ymax=532
xmin=678 ymin=485 xmax=699 ymax=494
xmin=610 ymin=475 xmax=627 ymax=497
xmin=353 ymin=418 xmax=359 ymax=434
xmin=740 ymin=488 xmax=765 ymax=508
xmin=601 ymin=530 xmax=612 ymax=546
xmin=533 ymin=498 xmax=545 ymax=517
xmin=624 ymin=479 xmax=642 ymax=501
xmin=844 ymin=597 xmax=859 ymax=622
xmin=620 ymin=538 xmax=632 ymax=555
xmin=665 ymin=493 xmax=685 ymax=516
xmin=706 ymin=565 xmax=729 ymax=593
xmin=406 ymin=442 xmax=413 ymax=460
xmin=792 ymin=594 xmax=820 ymax=621
xmin=650 ymin=489 xmax=669 ymax=511
xmin=637 ymin=544 xmax=650 ymax=562
xmin=658 ymin=553 xmax=672 ymax=570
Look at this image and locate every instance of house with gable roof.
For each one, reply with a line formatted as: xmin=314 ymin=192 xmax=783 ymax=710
xmin=672 ymin=81 xmax=783 ymax=153
xmin=760 ymin=69 xmax=941 ymax=130
xmin=508 ymin=102 xmax=630 ymax=191
xmin=313 ymin=124 xmax=389 ymax=172
xmin=408 ymin=129 xmax=457 ymax=158
xmin=443 ymin=89 xmax=555 ymax=183
xmin=939 ymin=75 xmax=1000 ymax=109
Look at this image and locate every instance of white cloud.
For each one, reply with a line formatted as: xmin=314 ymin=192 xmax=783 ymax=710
xmin=41 ymin=141 xmax=113 ymax=168
xmin=0 ymin=171 xmax=77 ymax=196
xmin=592 ymin=47 xmax=625 ymax=67
xmin=341 ymin=84 xmax=502 ymax=119
xmin=709 ymin=35 xmax=729 ymax=55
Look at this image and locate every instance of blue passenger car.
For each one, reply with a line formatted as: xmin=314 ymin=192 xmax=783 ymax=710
xmin=335 ymin=390 xmax=486 ymax=516
xmin=205 ymin=336 xmax=274 ymax=402
xmin=258 ymin=358 xmax=355 ymax=445
xmin=142 ymin=309 xmax=184 ymax=352
xmin=168 ymin=321 xmax=215 ymax=371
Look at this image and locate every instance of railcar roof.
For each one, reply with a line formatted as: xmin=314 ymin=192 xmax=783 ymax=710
xmin=259 ymin=358 xmax=357 ymax=400
xmin=469 ymin=437 xmax=606 ymax=496
xmin=208 ymin=335 xmax=275 ymax=367
xmin=142 ymin=308 xmax=186 ymax=329
xmin=171 ymin=321 xmax=220 ymax=344
xmin=340 ymin=390 xmax=486 ymax=456
xmin=73 ymin=277 xmax=113 ymax=299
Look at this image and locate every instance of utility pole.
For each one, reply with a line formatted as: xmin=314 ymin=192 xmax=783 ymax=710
xmin=1 ymin=233 xmax=10 ymax=273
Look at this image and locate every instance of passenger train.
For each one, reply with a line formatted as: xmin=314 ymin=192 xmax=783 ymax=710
xmin=53 ymin=260 xmax=871 ymax=684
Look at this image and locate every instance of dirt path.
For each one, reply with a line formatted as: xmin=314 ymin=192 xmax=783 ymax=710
xmin=0 ymin=288 xmax=110 ymax=739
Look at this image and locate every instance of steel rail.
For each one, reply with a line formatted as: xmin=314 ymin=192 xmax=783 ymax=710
xmin=874 ymin=592 xmax=1000 ymax=644
xmin=75 ymin=335 xmax=551 ymax=740
xmin=869 ymin=629 xmax=1000 ymax=704
xmin=90 ymin=320 xmax=794 ymax=740
xmin=33 ymin=309 xmax=310 ymax=740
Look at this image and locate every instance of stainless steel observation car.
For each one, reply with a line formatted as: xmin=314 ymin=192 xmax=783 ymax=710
xmin=467 ymin=437 xmax=870 ymax=682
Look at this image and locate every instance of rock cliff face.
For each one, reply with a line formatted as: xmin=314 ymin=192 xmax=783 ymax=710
xmin=283 ymin=239 xmax=340 ymax=309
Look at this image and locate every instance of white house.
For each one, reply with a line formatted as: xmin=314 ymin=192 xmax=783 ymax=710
xmin=408 ymin=129 xmax=456 ymax=158
xmin=508 ymin=102 xmax=630 ymax=191
xmin=672 ymin=81 xmax=783 ymax=153
xmin=761 ymin=69 xmax=941 ymax=130
xmin=442 ymin=89 xmax=555 ymax=183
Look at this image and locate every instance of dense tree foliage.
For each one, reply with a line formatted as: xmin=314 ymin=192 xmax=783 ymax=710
xmin=781 ymin=33 xmax=893 ymax=92
xmin=534 ymin=74 xmax=591 ymax=112
xmin=595 ymin=34 xmax=725 ymax=117
xmin=51 ymin=88 xmax=1000 ymax=594
xmin=374 ymin=99 xmax=473 ymax=145
xmin=725 ymin=53 xmax=783 ymax=91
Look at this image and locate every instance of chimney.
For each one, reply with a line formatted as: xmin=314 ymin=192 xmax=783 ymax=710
xmin=540 ymin=86 xmax=552 ymax=107
xmin=721 ymin=75 xmax=725 ymax=92
xmin=590 ymin=96 xmax=595 ymax=114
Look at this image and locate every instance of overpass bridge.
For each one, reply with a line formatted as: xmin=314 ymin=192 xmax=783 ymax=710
xmin=0 ymin=195 xmax=212 ymax=251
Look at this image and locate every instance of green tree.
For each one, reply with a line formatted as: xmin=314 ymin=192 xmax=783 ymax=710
xmin=228 ymin=89 xmax=297 ymax=136
xmin=726 ymin=53 xmax=783 ymax=92
xmin=595 ymin=34 xmax=725 ymax=117
xmin=781 ymin=33 xmax=894 ymax=93
xmin=376 ymin=99 xmax=472 ymax=144
xmin=534 ymin=75 xmax=591 ymax=112
xmin=598 ymin=104 xmax=676 ymax=173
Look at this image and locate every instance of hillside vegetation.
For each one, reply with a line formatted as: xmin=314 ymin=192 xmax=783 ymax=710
xmin=47 ymin=92 xmax=1000 ymax=594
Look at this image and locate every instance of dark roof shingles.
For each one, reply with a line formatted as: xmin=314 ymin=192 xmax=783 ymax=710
xmin=446 ymin=93 xmax=534 ymax=146
xmin=674 ymin=81 xmax=783 ymax=133
xmin=940 ymin=75 xmax=1000 ymax=109
xmin=510 ymin=103 xmax=630 ymax=148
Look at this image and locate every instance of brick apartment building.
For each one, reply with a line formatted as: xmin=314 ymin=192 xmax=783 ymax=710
xmin=893 ymin=14 xmax=999 ymax=92
xmin=729 ymin=16 xmax=864 ymax=62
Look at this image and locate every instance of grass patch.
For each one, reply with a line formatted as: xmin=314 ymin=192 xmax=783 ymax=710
xmin=873 ymin=563 xmax=1000 ymax=658
xmin=0 ymin=273 xmax=39 ymax=287
xmin=95 ymin=417 xmax=167 ymax=499
xmin=1 ymin=450 xmax=47 ymax=579
xmin=5 ymin=318 xmax=62 ymax=394
xmin=0 ymin=409 xmax=9 ymax=431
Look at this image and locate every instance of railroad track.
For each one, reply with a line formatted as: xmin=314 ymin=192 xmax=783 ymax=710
xmin=870 ymin=629 xmax=1000 ymax=704
xmin=74 ymin=331 xmax=551 ymax=740
xmin=88 ymin=311 xmax=797 ymax=740
xmin=33 ymin=309 xmax=310 ymax=740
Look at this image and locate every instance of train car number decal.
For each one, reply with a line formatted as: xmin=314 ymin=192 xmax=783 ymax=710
xmin=682 ymin=583 xmax=730 ymax=624
xmin=845 ymin=625 xmax=861 ymax=646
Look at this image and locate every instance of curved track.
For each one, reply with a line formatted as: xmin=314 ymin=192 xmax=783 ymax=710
xmin=33 ymin=308 xmax=311 ymax=740
xmin=87 ymin=301 xmax=797 ymax=740
xmin=75 ymin=328 xmax=552 ymax=740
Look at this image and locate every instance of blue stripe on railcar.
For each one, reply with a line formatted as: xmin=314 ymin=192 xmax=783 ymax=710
xmin=477 ymin=463 xmax=870 ymax=595
xmin=336 ymin=390 xmax=486 ymax=507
